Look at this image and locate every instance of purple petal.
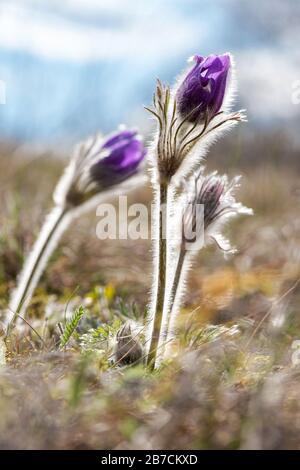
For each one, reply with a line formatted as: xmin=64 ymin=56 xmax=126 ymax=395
xmin=176 ymin=53 xmax=231 ymax=122
xmin=90 ymin=129 xmax=146 ymax=188
xmin=102 ymin=130 xmax=137 ymax=149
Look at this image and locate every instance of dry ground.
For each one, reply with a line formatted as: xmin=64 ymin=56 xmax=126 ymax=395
xmin=0 ymin=135 xmax=300 ymax=449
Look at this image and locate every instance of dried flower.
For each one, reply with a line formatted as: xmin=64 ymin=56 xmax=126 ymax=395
xmin=176 ymin=54 xmax=231 ymax=123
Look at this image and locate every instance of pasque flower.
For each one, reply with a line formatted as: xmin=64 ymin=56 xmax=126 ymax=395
xmin=6 ymin=128 xmax=146 ymax=334
xmin=157 ymin=169 xmax=253 ymax=363
xmin=176 ymin=54 xmax=231 ymax=123
xmin=90 ymin=130 xmax=146 ymax=190
xmin=182 ymin=170 xmax=253 ymax=250
xmin=145 ymin=53 xmax=241 ymax=186
xmin=145 ymin=52 xmax=243 ymax=368
xmin=61 ymin=129 xmax=146 ymax=208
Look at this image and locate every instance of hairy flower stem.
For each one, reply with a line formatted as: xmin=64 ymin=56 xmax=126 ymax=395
xmin=6 ymin=205 xmax=69 ymax=336
xmin=147 ymin=182 xmax=168 ymax=368
xmin=160 ymin=243 xmax=187 ymax=360
xmin=170 ymin=246 xmax=186 ymax=319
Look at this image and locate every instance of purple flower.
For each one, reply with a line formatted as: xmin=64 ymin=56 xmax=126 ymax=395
xmin=197 ymin=176 xmax=225 ymax=228
xmin=90 ymin=130 xmax=146 ymax=188
xmin=182 ymin=170 xmax=252 ymax=251
xmin=176 ymin=54 xmax=231 ymax=122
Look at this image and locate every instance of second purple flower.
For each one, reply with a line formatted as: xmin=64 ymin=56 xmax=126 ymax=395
xmin=90 ymin=129 xmax=146 ymax=189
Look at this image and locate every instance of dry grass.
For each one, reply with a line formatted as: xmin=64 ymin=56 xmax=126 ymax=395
xmin=0 ymin=139 xmax=300 ymax=449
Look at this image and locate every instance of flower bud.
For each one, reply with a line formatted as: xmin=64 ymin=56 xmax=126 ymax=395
xmin=61 ymin=129 xmax=146 ymax=208
xmin=182 ymin=170 xmax=252 ymax=251
xmin=90 ymin=130 xmax=146 ymax=189
xmin=176 ymin=54 xmax=231 ymax=123
xmin=114 ymin=323 xmax=143 ymax=365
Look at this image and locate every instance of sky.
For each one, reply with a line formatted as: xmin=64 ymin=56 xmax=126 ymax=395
xmin=0 ymin=0 xmax=299 ymax=145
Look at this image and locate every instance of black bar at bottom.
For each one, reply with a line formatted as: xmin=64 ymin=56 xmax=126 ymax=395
xmin=0 ymin=449 xmax=297 ymax=465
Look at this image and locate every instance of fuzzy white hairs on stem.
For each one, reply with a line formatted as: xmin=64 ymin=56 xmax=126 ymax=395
xmin=5 ymin=129 xmax=147 ymax=335
xmin=145 ymin=53 xmax=247 ymax=368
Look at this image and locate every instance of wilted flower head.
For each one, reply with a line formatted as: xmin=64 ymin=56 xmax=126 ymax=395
xmin=176 ymin=54 xmax=231 ymax=123
xmin=182 ymin=169 xmax=253 ymax=251
xmin=55 ymin=129 xmax=146 ymax=208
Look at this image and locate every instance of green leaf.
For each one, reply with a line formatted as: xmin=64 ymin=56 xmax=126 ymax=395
xmin=59 ymin=305 xmax=85 ymax=349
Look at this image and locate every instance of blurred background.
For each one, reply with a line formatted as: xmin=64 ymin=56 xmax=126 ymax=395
xmin=0 ymin=0 xmax=299 ymax=147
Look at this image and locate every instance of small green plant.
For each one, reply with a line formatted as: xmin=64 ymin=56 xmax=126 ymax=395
xmin=59 ymin=305 xmax=85 ymax=349
xmin=79 ymin=318 xmax=122 ymax=354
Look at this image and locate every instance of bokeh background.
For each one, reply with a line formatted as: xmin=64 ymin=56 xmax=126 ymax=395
xmin=0 ymin=0 xmax=300 ymax=145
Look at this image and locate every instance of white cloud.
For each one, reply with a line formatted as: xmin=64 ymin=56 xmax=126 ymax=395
xmin=1 ymin=0 xmax=299 ymax=124
xmin=0 ymin=0 xmax=137 ymax=17
xmin=0 ymin=80 xmax=6 ymax=105
xmin=51 ymin=0 xmax=139 ymax=16
xmin=236 ymin=49 xmax=300 ymax=120
xmin=0 ymin=1 xmax=196 ymax=62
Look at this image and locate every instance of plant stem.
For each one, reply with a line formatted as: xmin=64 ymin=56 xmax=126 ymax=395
xmin=147 ymin=182 xmax=168 ymax=368
xmin=6 ymin=205 xmax=69 ymax=335
xmin=160 ymin=244 xmax=186 ymax=360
